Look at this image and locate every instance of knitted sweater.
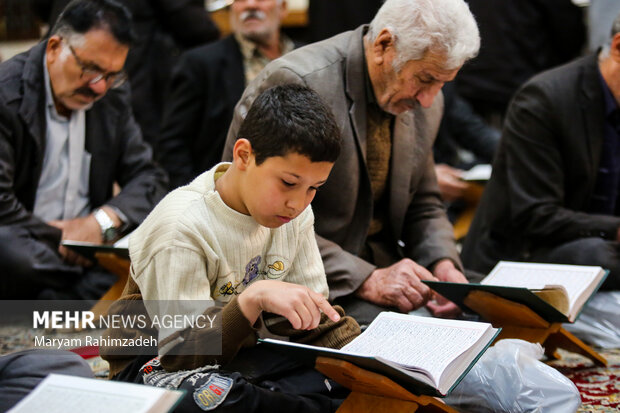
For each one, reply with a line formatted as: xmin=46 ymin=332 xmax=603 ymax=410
xmin=103 ymin=163 xmax=360 ymax=377
xmin=131 ymin=162 xmax=329 ymax=303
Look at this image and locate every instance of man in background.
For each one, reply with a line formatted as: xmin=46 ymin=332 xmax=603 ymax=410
xmin=0 ymin=0 xmax=168 ymax=299
xmin=157 ymin=0 xmax=299 ymax=189
xmin=456 ymin=0 xmax=585 ymax=127
xmin=461 ymin=11 xmax=620 ymax=291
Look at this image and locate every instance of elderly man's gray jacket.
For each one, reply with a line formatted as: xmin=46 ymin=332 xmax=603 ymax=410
xmin=223 ymin=26 xmax=460 ymax=300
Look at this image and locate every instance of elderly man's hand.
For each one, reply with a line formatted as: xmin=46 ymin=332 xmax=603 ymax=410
xmin=426 ymin=259 xmax=468 ymax=318
xmin=356 ymin=258 xmax=436 ymax=312
xmin=435 ymin=164 xmax=468 ymax=202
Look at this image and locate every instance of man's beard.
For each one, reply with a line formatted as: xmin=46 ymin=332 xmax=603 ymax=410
xmin=241 ymin=30 xmax=271 ymax=45
xmin=238 ymin=9 xmax=271 ymax=45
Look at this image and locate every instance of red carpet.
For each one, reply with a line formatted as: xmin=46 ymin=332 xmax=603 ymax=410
xmin=550 ymin=349 xmax=620 ymax=412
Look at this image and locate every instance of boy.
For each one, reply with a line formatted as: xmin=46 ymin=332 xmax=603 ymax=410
xmin=102 ymin=85 xmax=360 ymax=412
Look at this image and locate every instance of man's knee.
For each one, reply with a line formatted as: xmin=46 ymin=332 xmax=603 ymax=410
xmin=537 ymin=237 xmax=620 ymax=290
xmin=0 ymin=349 xmax=93 ymax=411
xmin=0 ymin=227 xmax=42 ymax=297
xmin=0 ymin=226 xmax=74 ymax=298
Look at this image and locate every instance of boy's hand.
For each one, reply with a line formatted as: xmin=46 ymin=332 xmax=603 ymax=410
xmin=238 ymin=280 xmax=340 ymax=330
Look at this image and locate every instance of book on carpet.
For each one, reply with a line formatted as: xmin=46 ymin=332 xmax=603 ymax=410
xmin=259 ymin=311 xmax=499 ymax=397
xmin=62 ymin=232 xmax=130 ymax=260
xmin=8 ymin=373 xmax=184 ymax=413
xmin=424 ymin=261 xmax=608 ymax=323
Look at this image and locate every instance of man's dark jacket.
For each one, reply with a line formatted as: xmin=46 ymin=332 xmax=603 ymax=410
xmin=156 ymin=35 xmax=245 ymax=189
xmin=461 ymin=54 xmax=620 ymax=274
xmin=457 ymin=0 xmax=585 ymax=111
xmin=433 ymin=82 xmax=500 ymax=167
xmin=156 ymin=35 xmax=302 ymax=189
xmin=0 ymin=42 xmax=168 ymax=245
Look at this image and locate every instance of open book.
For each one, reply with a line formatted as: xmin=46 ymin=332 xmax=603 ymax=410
xmin=8 ymin=374 xmax=184 ymax=413
xmin=62 ymin=232 xmax=130 ymax=260
xmin=460 ymin=164 xmax=492 ymax=182
xmin=425 ymin=261 xmax=608 ymax=323
xmin=260 ymin=312 xmax=499 ymax=397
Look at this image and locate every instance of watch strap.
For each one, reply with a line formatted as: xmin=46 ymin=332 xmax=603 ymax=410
xmin=94 ymin=208 xmax=117 ymax=242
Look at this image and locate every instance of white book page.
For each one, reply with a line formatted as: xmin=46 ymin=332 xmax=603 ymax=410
xmin=481 ymin=261 xmax=602 ymax=310
xmin=62 ymin=232 xmax=131 ymax=249
xmin=341 ymin=312 xmax=489 ymax=386
xmin=461 ymin=164 xmax=492 ymax=181
xmin=8 ymin=374 xmax=181 ymax=413
xmin=113 ymin=232 xmax=131 ymax=248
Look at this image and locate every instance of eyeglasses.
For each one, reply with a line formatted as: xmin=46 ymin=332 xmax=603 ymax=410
xmin=65 ymin=41 xmax=128 ymax=89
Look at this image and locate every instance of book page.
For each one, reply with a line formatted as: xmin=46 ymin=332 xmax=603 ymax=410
xmin=113 ymin=232 xmax=131 ymax=248
xmin=461 ymin=164 xmax=491 ymax=181
xmin=8 ymin=374 xmax=182 ymax=413
xmin=62 ymin=231 xmax=132 ymax=249
xmin=341 ymin=313 xmax=489 ymax=386
xmin=482 ymin=261 xmax=603 ymax=309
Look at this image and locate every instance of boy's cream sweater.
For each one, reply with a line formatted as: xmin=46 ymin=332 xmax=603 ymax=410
xmin=103 ymin=163 xmax=359 ymax=377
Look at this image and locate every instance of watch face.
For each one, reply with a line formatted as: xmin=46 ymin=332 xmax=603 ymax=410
xmin=103 ymin=227 xmax=117 ymax=243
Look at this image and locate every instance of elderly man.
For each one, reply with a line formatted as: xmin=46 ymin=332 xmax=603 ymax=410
xmin=224 ymin=0 xmax=480 ymax=323
xmin=0 ymin=0 xmax=168 ymax=300
xmin=461 ymin=12 xmax=620 ymax=291
xmin=157 ymin=0 xmax=298 ymax=189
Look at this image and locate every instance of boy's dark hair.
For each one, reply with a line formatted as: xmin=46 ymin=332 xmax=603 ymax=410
xmin=51 ymin=0 xmax=135 ymax=46
xmin=237 ymin=84 xmax=342 ymax=165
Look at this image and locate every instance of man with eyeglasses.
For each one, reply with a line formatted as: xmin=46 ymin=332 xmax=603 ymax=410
xmin=0 ymin=0 xmax=168 ymax=300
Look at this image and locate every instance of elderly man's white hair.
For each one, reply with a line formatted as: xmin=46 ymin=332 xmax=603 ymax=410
xmin=368 ymin=0 xmax=480 ymax=71
xmin=601 ymin=10 xmax=620 ymax=57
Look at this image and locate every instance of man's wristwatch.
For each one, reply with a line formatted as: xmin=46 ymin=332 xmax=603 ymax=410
xmin=94 ymin=208 xmax=118 ymax=243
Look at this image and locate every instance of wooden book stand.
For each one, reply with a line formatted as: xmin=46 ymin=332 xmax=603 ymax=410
xmin=463 ymin=290 xmax=607 ymax=366
xmin=89 ymin=252 xmax=130 ymax=318
xmin=453 ymin=183 xmax=484 ymax=241
xmin=315 ymin=357 xmax=457 ymax=413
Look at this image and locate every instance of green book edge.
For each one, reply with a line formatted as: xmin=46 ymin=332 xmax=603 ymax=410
xmin=61 ymin=240 xmax=130 ymax=260
xmin=258 ymin=326 xmax=500 ymax=397
xmin=424 ymin=268 xmax=608 ymax=323
xmin=573 ymin=269 xmax=609 ymax=321
xmin=423 ymin=281 xmax=569 ymax=322
xmin=167 ymin=388 xmax=187 ymax=412
xmin=445 ymin=327 xmax=501 ymax=395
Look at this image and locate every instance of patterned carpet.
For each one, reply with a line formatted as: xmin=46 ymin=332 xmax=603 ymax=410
xmin=1 ymin=326 xmax=618 ymax=411
xmin=549 ymin=349 xmax=620 ymax=412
